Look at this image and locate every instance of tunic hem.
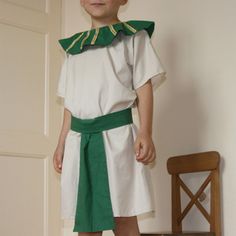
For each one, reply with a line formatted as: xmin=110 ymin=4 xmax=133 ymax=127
xmin=61 ymin=207 xmax=155 ymax=220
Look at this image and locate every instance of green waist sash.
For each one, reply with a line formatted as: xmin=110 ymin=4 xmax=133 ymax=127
xmin=71 ymin=107 xmax=133 ymax=232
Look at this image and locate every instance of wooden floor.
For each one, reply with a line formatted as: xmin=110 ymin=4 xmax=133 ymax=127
xmin=141 ymin=232 xmax=215 ymax=236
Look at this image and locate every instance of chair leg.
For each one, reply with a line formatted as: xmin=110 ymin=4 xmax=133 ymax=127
xmin=211 ymin=169 xmax=221 ymax=236
xmin=172 ymin=174 xmax=182 ymax=233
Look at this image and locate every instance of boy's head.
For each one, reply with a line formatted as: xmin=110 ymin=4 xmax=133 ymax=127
xmin=80 ymin=0 xmax=128 ymax=20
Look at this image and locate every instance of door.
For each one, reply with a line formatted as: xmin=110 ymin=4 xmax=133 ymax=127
xmin=0 ymin=1 xmax=63 ymax=235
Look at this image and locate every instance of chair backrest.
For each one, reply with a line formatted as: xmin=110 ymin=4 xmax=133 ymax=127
xmin=167 ymin=151 xmax=221 ymax=236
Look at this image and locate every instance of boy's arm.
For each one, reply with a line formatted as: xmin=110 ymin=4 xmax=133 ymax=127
xmin=134 ymin=80 xmax=156 ymax=164
xmin=53 ymin=108 xmax=71 ymax=173
xmin=56 ymin=108 xmax=71 ymax=149
xmin=135 ymin=80 xmax=153 ymax=136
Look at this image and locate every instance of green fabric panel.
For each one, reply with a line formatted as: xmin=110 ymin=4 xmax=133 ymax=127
xmin=73 ymin=132 xmax=115 ymax=232
xmin=58 ymin=20 xmax=155 ymax=55
xmin=71 ymin=107 xmax=133 ymax=232
xmin=71 ymin=107 xmax=133 ymax=133
xmin=127 ymin=20 xmax=155 ymax=37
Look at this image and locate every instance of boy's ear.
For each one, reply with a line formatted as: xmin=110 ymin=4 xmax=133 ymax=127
xmin=80 ymin=0 xmax=84 ymax=7
xmin=121 ymin=0 xmax=128 ymax=6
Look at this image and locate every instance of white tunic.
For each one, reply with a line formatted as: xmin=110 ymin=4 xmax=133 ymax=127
xmin=57 ymin=29 xmax=166 ymax=219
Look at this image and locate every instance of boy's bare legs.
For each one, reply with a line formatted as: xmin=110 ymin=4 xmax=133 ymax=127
xmin=78 ymin=232 xmax=102 ymax=236
xmin=77 ymin=216 xmax=140 ymax=236
xmin=113 ymin=216 xmax=140 ymax=236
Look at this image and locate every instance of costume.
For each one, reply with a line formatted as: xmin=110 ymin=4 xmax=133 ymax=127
xmin=57 ymin=20 xmax=167 ymax=232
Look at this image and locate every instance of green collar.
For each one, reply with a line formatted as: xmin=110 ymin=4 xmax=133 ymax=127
xmin=58 ymin=20 xmax=155 ymax=55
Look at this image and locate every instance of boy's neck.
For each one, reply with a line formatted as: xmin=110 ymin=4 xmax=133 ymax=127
xmin=90 ymin=16 xmax=121 ymax=29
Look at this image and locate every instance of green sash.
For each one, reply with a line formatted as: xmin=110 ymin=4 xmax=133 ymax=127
xmin=71 ymin=107 xmax=133 ymax=232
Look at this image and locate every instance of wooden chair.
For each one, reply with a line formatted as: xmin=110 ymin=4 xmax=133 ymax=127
xmin=141 ymin=151 xmax=221 ymax=236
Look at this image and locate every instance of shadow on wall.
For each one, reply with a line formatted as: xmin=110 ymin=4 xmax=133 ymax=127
xmin=158 ymin=32 xmax=207 ymax=155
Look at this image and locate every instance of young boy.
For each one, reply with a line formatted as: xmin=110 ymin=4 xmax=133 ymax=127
xmin=53 ymin=0 xmax=166 ymax=235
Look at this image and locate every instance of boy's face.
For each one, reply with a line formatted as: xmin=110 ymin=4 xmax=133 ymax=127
xmin=80 ymin=0 xmax=127 ymax=19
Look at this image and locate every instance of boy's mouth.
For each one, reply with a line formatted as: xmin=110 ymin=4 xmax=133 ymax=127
xmin=91 ymin=2 xmax=105 ymax=6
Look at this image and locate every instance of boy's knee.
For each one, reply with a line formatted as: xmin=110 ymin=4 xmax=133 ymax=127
xmin=114 ymin=216 xmax=137 ymax=224
xmin=113 ymin=216 xmax=140 ymax=235
xmin=78 ymin=231 xmax=102 ymax=236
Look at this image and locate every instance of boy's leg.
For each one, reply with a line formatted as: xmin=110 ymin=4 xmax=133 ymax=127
xmin=78 ymin=231 xmax=102 ymax=236
xmin=113 ymin=216 xmax=140 ymax=236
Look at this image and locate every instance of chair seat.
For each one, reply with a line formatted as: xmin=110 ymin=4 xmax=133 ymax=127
xmin=141 ymin=232 xmax=215 ymax=236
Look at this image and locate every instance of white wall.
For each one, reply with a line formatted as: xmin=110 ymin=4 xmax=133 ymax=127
xmin=60 ymin=0 xmax=236 ymax=235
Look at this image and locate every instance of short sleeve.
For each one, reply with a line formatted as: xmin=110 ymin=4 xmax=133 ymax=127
xmin=132 ymin=30 xmax=167 ymax=91
xmin=57 ymin=57 xmax=68 ymax=98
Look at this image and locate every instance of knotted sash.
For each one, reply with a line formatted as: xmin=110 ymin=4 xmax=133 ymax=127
xmin=71 ymin=107 xmax=133 ymax=232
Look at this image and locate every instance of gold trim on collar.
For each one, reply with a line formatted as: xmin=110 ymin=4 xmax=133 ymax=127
xmin=123 ymin=22 xmax=137 ymax=33
xmin=108 ymin=25 xmax=117 ymax=36
xmin=91 ymin=28 xmax=100 ymax=45
xmin=80 ymin=30 xmax=90 ymax=50
xmin=66 ymin=32 xmax=85 ymax=52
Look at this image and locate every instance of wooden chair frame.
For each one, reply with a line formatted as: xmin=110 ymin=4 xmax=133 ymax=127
xmin=167 ymin=151 xmax=221 ymax=236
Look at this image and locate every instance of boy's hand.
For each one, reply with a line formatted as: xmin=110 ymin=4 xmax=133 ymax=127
xmin=134 ymin=131 xmax=156 ymax=165
xmin=53 ymin=146 xmax=64 ymax=174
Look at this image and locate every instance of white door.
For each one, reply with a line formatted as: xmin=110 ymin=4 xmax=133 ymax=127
xmin=0 ymin=1 xmax=63 ymax=235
